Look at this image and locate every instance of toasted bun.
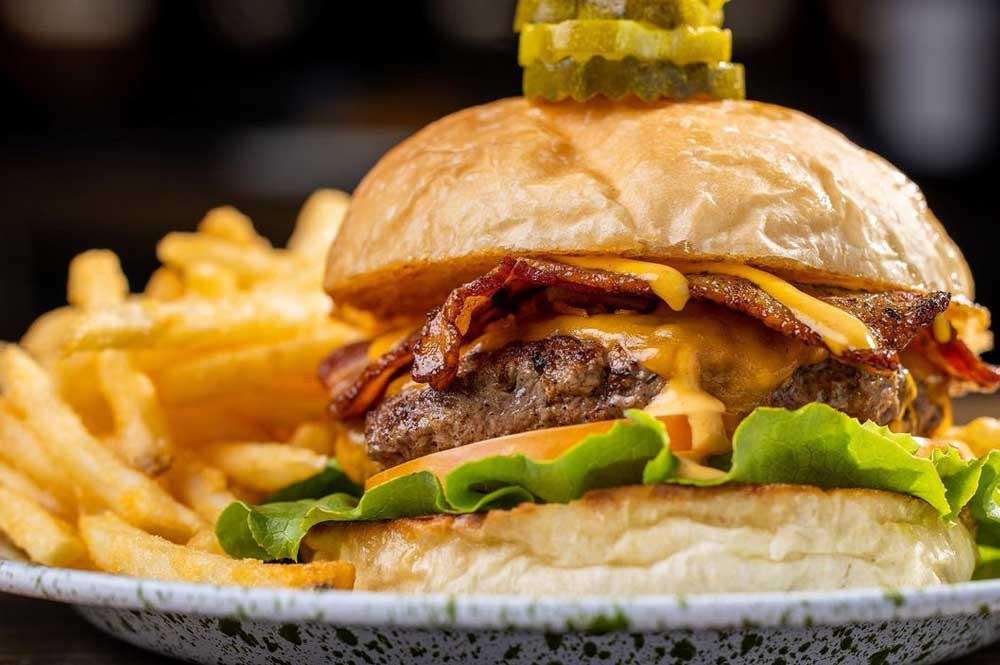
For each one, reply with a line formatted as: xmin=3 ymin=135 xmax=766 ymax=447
xmin=326 ymin=98 xmax=972 ymax=316
xmin=304 ymin=484 xmax=975 ymax=595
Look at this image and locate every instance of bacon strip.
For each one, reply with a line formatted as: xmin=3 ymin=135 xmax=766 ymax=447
xmin=688 ymin=274 xmax=949 ymax=371
xmin=323 ymin=257 xmax=955 ymax=417
xmin=412 ymin=257 xmax=654 ymax=390
xmin=321 ymin=334 xmax=419 ymax=419
xmin=910 ymin=331 xmax=1000 ymax=391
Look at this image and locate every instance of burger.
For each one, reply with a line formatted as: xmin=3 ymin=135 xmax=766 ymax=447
xmin=217 ymin=98 xmax=1000 ymax=596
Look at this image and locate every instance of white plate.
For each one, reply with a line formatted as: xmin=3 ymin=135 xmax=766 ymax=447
xmin=1 ymin=559 xmax=998 ymax=664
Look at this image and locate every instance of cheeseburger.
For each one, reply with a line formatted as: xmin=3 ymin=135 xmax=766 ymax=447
xmin=246 ymin=97 xmax=997 ymax=596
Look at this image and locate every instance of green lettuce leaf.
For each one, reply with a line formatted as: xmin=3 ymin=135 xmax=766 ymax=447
xmin=264 ymin=459 xmax=363 ymax=503
xmin=216 ymin=403 xmax=1000 ymax=563
xmin=217 ymin=411 xmax=670 ymax=560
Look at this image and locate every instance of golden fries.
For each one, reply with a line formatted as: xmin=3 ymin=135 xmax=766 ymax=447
xmin=154 ymin=322 xmax=361 ymax=406
xmin=157 ymin=232 xmax=289 ymax=285
xmin=0 ymin=486 xmax=87 ymax=568
xmin=197 ymin=206 xmax=271 ymax=250
xmin=200 ymin=442 xmax=327 ymax=493
xmin=181 ymin=262 xmax=238 ymax=298
xmin=1 ymin=346 xmax=202 ymax=542
xmin=97 ymin=350 xmax=174 ymax=475
xmin=80 ymin=512 xmax=354 ymax=589
xmin=165 ymin=458 xmax=238 ymax=524
xmin=67 ymin=250 xmax=129 ymax=309
xmin=144 ymin=267 xmax=184 ymax=301
xmin=333 ymin=423 xmax=380 ymax=484
xmin=63 ymin=289 xmax=333 ymax=353
xmin=289 ymin=420 xmax=340 ymax=455
xmin=287 ymin=189 xmax=350 ymax=266
xmin=0 ymin=404 xmax=76 ymax=508
xmin=0 ymin=190 xmax=369 ymax=589
xmin=20 ymin=307 xmax=79 ymax=363
xmin=186 ymin=529 xmax=226 ymax=555
xmin=0 ymin=460 xmax=72 ymax=519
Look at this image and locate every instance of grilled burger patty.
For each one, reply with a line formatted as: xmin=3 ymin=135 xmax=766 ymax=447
xmin=365 ymin=336 xmax=664 ymax=467
xmin=365 ymin=335 xmax=932 ymax=467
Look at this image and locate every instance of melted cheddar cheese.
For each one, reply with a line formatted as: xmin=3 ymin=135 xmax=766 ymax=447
xmin=465 ymin=303 xmax=823 ymax=460
xmin=933 ymin=313 xmax=953 ymax=344
xmin=558 ymin=256 xmax=690 ymax=311
xmin=683 ymin=262 xmax=876 ymax=355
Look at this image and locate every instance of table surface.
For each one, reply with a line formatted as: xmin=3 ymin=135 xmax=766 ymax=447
xmin=0 ymin=592 xmax=994 ymax=665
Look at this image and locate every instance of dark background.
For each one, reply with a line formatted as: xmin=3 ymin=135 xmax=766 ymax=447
xmin=1 ymin=0 xmax=998 ymax=343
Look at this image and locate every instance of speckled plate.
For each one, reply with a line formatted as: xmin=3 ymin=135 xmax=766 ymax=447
xmin=1 ymin=560 xmax=999 ymax=665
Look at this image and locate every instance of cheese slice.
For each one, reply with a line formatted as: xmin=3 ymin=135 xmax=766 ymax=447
xmin=558 ymin=256 xmax=690 ymax=311
xmin=682 ymin=262 xmax=876 ymax=355
xmin=932 ymin=313 xmax=952 ymax=344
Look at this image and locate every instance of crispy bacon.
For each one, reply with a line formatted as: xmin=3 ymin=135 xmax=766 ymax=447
xmin=910 ymin=331 xmax=1000 ymax=391
xmin=321 ymin=334 xmax=419 ymax=419
xmin=688 ymin=274 xmax=949 ymax=371
xmin=323 ymin=257 xmax=956 ymax=417
xmin=412 ymin=257 xmax=655 ymax=390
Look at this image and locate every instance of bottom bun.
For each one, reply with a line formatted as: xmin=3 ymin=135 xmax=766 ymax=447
xmin=303 ymin=484 xmax=977 ymax=595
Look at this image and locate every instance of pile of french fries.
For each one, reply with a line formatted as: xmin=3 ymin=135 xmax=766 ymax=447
xmin=0 ymin=190 xmax=365 ymax=590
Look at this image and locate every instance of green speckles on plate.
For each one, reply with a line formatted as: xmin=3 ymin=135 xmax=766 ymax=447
xmin=335 ymin=627 xmax=359 ymax=646
xmin=740 ymin=632 xmax=763 ymax=655
xmin=277 ymin=623 xmax=301 ymax=645
xmin=882 ymin=589 xmax=905 ymax=607
xmin=671 ymin=638 xmax=697 ymax=660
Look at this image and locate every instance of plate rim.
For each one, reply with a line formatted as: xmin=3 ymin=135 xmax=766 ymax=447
xmin=3 ymin=559 xmax=1000 ymax=632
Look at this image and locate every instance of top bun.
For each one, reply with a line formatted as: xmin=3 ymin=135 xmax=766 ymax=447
xmin=326 ymin=98 xmax=972 ymax=316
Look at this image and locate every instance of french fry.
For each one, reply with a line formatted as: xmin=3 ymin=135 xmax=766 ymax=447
xmin=0 ymin=459 xmax=72 ymax=519
xmin=63 ymin=290 xmax=333 ymax=352
xmin=80 ymin=512 xmax=354 ymax=589
xmin=5 ymin=190 xmax=367 ymax=576
xmin=165 ymin=458 xmax=238 ymax=524
xmin=200 ymin=442 xmax=327 ymax=493
xmin=54 ymin=353 xmax=115 ymax=436
xmin=0 ymin=530 xmax=26 ymax=562
xmin=20 ymin=307 xmax=79 ymax=364
xmin=0 ymin=486 xmax=87 ymax=567
xmin=144 ymin=267 xmax=185 ymax=301
xmin=97 ymin=350 xmax=173 ymax=475
xmin=333 ymin=422 xmax=380 ymax=485
xmin=154 ymin=322 xmax=361 ymax=405
xmin=186 ymin=529 xmax=225 ymax=555
xmin=0 ymin=404 xmax=76 ymax=508
xmin=287 ymin=189 xmax=350 ymax=266
xmin=197 ymin=206 xmax=271 ymax=250
xmin=67 ymin=249 xmax=129 ymax=309
xmin=0 ymin=346 xmax=202 ymax=541
xmin=209 ymin=388 xmax=332 ymax=434
xmin=157 ymin=232 xmax=289 ymax=284
xmin=163 ymin=402 xmax=270 ymax=447
xmin=181 ymin=262 xmax=238 ymax=298
xmin=289 ymin=420 xmax=339 ymax=455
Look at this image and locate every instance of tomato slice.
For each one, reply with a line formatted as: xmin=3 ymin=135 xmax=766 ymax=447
xmin=364 ymin=415 xmax=691 ymax=491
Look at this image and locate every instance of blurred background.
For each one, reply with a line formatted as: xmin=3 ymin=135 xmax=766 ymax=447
xmin=1 ymin=0 xmax=998 ymax=344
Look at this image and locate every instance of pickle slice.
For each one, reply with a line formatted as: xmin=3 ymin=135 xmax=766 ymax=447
xmin=523 ymin=56 xmax=745 ymax=102
xmin=519 ymin=20 xmax=731 ymax=67
xmin=514 ymin=0 xmax=728 ymax=32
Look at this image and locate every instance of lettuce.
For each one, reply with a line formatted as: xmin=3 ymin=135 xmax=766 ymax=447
xmin=216 ymin=404 xmax=1000 ymax=563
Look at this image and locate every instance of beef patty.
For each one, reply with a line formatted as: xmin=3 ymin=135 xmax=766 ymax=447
xmin=365 ymin=336 xmax=931 ymax=467
xmin=366 ymin=336 xmax=664 ymax=467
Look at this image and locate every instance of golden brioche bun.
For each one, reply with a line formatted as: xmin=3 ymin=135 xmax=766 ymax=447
xmin=304 ymin=484 xmax=976 ymax=595
xmin=325 ymin=98 xmax=972 ymax=316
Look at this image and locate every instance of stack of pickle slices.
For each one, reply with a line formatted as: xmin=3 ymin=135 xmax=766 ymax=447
xmin=516 ymin=0 xmax=745 ymax=102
